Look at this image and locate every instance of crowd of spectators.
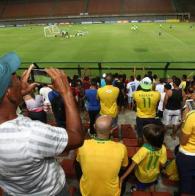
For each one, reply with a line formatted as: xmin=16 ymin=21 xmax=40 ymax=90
xmin=0 ymin=52 xmax=195 ymax=196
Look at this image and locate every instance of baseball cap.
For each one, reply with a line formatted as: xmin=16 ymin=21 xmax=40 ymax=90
xmin=102 ymin=73 xmax=106 ymax=78
xmin=0 ymin=52 xmax=21 ymax=99
xmin=140 ymin=77 xmax=152 ymax=90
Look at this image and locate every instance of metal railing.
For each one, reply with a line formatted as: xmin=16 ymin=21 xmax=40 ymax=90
xmin=19 ymin=61 xmax=195 ymax=78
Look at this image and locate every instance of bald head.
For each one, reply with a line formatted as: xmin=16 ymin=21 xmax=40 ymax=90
xmin=95 ymin=115 xmax=113 ymax=135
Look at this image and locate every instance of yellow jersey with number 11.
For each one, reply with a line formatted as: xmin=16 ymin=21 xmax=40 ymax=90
xmin=132 ymin=144 xmax=167 ymax=183
xmin=133 ymin=90 xmax=160 ymax=118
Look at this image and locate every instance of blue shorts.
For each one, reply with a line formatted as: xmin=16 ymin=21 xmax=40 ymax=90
xmin=136 ymin=180 xmax=158 ymax=190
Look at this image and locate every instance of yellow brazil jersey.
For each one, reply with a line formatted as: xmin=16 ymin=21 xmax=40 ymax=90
xmin=180 ymin=81 xmax=186 ymax=90
xmin=165 ymin=159 xmax=179 ymax=181
xmin=180 ymin=111 xmax=195 ymax=153
xmin=132 ymin=144 xmax=167 ymax=183
xmin=76 ymin=139 xmax=128 ymax=196
xmin=133 ymin=90 xmax=160 ymax=118
xmin=97 ymin=85 xmax=119 ymax=118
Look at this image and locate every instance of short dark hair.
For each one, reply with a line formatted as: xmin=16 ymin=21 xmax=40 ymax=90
xmin=153 ymin=74 xmax=158 ymax=80
xmin=90 ymin=78 xmax=97 ymax=86
xmin=159 ymin=78 xmax=164 ymax=83
xmin=164 ymin=83 xmax=171 ymax=90
xmin=143 ymin=124 xmax=165 ymax=148
xmin=105 ymin=74 xmax=113 ymax=85
xmin=182 ymin=74 xmax=187 ymax=80
xmin=173 ymin=77 xmax=181 ymax=87
xmin=136 ymin=75 xmax=141 ymax=81
xmin=130 ymin=75 xmax=134 ymax=81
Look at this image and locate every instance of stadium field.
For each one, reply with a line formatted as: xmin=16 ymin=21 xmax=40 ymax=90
xmin=0 ymin=23 xmax=195 ymax=76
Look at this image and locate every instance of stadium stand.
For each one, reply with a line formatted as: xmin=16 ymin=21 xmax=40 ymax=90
xmin=123 ymin=0 xmax=175 ymax=13
xmin=87 ymin=0 xmax=121 ymax=15
xmin=1 ymin=0 xmax=26 ymax=19
xmin=2 ymin=0 xmax=54 ymax=18
xmin=24 ymin=1 xmax=54 ymax=17
xmin=174 ymin=0 xmax=195 ymax=18
xmin=0 ymin=0 xmax=85 ymax=19
xmin=0 ymin=0 xmax=178 ymax=19
xmin=54 ymin=0 xmax=85 ymax=16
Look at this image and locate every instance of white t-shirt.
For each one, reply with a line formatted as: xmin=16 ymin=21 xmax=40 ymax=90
xmin=126 ymin=81 xmax=136 ymax=97
xmin=155 ymin=83 xmax=164 ymax=93
xmin=0 ymin=116 xmax=68 ymax=195
xmin=25 ymin=95 xmax=44 ymax=111
xmin=134 ymin=79 xmax=140 ymax=90
xmin=158 ymin=92 xmax=165 ymax=111
xmin=39 ymin=87 xmax=52 ymax=104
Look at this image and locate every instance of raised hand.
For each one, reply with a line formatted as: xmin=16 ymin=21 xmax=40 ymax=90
xmin=21 ymin=64 xmax=38 ymax=96
xmin=45 ymin=68 xmax=71 ymax=95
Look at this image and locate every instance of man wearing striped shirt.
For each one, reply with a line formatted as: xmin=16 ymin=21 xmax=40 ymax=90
xmin=0 ymin=53 xmax=84 ymax=196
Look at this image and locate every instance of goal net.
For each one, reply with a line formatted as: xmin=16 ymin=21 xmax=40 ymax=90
xmin=44 ymin=25 xmax=61 ymax=37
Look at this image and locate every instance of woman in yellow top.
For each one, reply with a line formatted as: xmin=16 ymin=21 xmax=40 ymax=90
xmin=176 ymin=101 xmax=195 ymax=195
xmin=120 ymin=124 xmax=167 ymax=191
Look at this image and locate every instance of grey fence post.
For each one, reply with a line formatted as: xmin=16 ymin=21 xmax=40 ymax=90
xmin=98 ymin=62 xmax=102 ymax=77
xmin=78 ymin=64 xmax=81 ymax=77
xmin=164 ymin=62 xmax=170 ymax=79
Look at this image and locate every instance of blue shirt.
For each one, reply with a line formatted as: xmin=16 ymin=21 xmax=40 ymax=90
xmin=100 ymin=78 xmax=106 ymax=87
xmin=85 ymin=89 xmax=100 ymax=111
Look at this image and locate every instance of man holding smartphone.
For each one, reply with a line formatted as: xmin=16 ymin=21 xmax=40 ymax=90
xmin=0 ymin=52 xmax=84 ymax=195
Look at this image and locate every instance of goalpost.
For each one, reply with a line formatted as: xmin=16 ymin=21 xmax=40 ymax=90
xmin=44 ymin=25 xmax=61 ymax=37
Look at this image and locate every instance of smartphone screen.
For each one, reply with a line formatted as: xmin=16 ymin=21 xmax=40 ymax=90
xmin=31 ymin=69 xmax=52 ymax=84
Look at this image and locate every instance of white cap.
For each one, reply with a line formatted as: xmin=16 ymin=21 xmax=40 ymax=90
xmin=140 ymin=77 xmax=152 ymax=90
xmin=102 ymin=73 xmax=106 ymax=78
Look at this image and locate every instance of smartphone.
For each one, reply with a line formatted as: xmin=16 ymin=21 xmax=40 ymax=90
xmin=31 ymin=69 xmax=52 ymax=84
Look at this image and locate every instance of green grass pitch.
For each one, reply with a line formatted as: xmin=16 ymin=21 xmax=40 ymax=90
xmin=0 ymin=23 xmax=194 ymax=76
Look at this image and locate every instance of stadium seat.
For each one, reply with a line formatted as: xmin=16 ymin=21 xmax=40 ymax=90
xmin=83 ymin=122 xmax=90 ymax=132
xmin=162 ymin=177 xmax=178 ymax=186
xmin=123 ymin=138 xmax=138 ymax=147
xmin=166 ymin=149 xmax=174 ymax=160
xmin=112 ymin=127 xmax=121 ymax=139
xmin=60 ymin=159 xmax=76 ymax=178
xmin=151 ymin=192 xmax=171 ymax=196
xmin=132 ymin=191 xmax=171 ymax=196
xmin=123 ymin=0 xmax=175 ymax=14
xmin=121 ymin=124 xmax=136 ymax=139
xmin=127 ymin=146 xmax=137 ymax=157
xmin=132 ymin=191 xmax=151 ymax=196
xmin=69 ymin=186 xmax=77 ymax=196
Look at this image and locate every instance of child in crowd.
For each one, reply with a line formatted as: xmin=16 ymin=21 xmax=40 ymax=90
xmin=120 ymin=124 xmax=167 ymax=191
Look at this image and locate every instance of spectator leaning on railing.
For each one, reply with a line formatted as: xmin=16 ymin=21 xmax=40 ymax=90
xmin=0 ymin=52 xmax=84 ymax=196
